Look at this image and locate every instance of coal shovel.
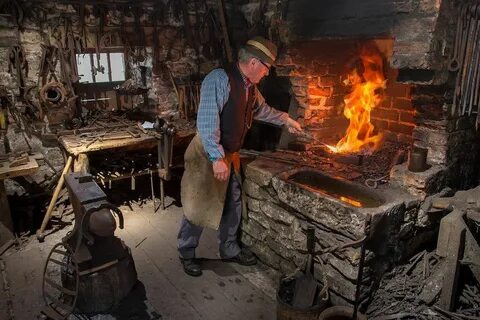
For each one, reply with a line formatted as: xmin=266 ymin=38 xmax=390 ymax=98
xmin=292 ymin=226 xmax=318 ymax=308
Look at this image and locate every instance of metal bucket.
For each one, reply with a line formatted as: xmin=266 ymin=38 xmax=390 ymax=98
xmin=408 ymin=146 xmax=429 ymax=172
xmin=276 ymin=276 xmax=329 ymax=320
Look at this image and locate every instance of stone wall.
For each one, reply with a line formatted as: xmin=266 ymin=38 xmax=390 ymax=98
xmin=391 ymin=83 xmax=480 ymax=197
xmin=241 ymin=158 xmax=416 ymax=306
xmin=229 ymin=0 xmax=456 ymax=77
xmin=0 ymin=1 xmax=219 ymax=121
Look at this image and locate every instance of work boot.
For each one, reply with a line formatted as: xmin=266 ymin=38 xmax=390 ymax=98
xmin=223 ymin=248 xmax=257 ymax=266
xmin=180 ymin=258 xmax=202 ymax=277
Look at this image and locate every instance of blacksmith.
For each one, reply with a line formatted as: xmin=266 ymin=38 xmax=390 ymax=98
xmin=178 ymin=36 xmax=302 ymax=276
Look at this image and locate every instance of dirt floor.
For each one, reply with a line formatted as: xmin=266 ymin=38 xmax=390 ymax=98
xmin=0 ymin=197 xmax=280 ymax=320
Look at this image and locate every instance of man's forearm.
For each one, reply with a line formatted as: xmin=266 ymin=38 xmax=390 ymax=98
xmin=254 ymin=102 xmax=290 ymax=126
xmin=197 ymin=128 xmax=225 ymax=162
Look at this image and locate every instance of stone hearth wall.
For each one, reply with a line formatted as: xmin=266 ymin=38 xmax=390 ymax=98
xmin=241 ymin=158 xmax=416 ymax=306
xmin=390 ymin=84 xmax=480 ymax=197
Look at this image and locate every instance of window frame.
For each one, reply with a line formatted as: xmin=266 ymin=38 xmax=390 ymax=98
xmin=76 ymin=48 xmax=127 ymax=84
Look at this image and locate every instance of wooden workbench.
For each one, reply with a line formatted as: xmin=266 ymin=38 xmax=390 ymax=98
xmin=0 ymin=155 xmax=39 ymax=246
xmin=59 ymin=131 xmax=158 ymax=156
xmin=58 ymin=127 xmax=195 ymax=172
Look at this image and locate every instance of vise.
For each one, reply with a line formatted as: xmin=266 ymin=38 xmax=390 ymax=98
xmin=154 ymin=116 xmax=176 ymax=210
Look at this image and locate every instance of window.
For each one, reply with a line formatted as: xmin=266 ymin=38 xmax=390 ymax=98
xmin=76 ymin=53 xmax=126 ymax=83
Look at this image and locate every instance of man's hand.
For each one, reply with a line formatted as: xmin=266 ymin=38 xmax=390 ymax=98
xmin=286 ymin=117 xmax=303 ymax=134
xmin=212 ymin=158 xmax=230 ymax=181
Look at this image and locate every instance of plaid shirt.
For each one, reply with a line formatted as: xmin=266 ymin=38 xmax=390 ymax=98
xmin=197 ymin=68 xmax=289 ymax=162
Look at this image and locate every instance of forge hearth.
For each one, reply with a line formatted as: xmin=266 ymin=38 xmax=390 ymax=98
xmin=240 ymin=158 xmax=418 ymax=306
xmin=268 ymin=35 xmax=479 ymax=198
xmin=284 ymin=167 xmax=385 ymax=208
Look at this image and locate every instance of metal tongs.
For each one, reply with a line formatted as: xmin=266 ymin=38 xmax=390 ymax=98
xmin=292 ymin=129 xmax=332 ymax=150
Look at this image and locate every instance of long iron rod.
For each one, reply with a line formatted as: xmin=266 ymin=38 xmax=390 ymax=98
xmin=352 ymin=214 xmax=372 ymax=320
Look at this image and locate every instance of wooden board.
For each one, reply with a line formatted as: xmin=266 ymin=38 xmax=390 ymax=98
xmin=59 ymin=128 xmax=195 ymax=156
xmin=0 ymin=156 xmax=39 ymax=180
xmin=59 ymin=133 xmax=157 ymax=156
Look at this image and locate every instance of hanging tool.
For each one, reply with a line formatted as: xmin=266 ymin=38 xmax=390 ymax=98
xmin=292 ymin=226 xmax=319 ymax=308
xmin=352 ymin=214 xmax=372 ymax=320
xmin=154 ymin=117 xmax=176 ymax=211
xmin=450 ymin=3 xmax=480 ymax=119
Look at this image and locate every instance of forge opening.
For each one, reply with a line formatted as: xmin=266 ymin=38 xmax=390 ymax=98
xmin=278 ymin=38 xmax=415 ymax=153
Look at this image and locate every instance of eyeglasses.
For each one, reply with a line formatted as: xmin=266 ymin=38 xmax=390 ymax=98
xmin=256 ymin=58 xmax=271 ymax=71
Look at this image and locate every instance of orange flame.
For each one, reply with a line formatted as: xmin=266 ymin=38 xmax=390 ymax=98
xmin=327 ymin=48 xmax=386 ymax=154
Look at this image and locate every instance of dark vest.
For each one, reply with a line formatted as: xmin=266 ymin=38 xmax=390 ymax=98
xmin=220 ymin=65 xmax=256 ymax=153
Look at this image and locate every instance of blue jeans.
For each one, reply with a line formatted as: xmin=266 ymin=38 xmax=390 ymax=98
xmin=177 ymin=172 xmax=242 ymax=259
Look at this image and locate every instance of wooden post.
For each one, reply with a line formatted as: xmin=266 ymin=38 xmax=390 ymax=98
xmin=437 ymin=210 xmax=467 ymax=311
xmin=0 ymin=181 xmax=14 ymax=247
xmin=36 ymin=155 xmax=73 ymax=241
xmin=74 ymin=153 xmax=90 ymax=173
xmin=216 ymin=0 xmax=233 ymax=63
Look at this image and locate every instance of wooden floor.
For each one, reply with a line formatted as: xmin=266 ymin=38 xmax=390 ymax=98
xmin=0 ymin=198 xmax=280 ymax=320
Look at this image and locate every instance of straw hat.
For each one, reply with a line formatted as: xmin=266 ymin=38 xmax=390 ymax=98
xmin=245 ymin=36 xmax=277 ymax=66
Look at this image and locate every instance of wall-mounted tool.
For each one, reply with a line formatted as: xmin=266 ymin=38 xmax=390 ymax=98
xmin=0 ymin=95 xmax=8 ymax=132
xmin=449 ymin=3 xmax=480 ymax=128
xmin=154 ymin=117 xmax=176 ymax=211
xmin=292 ymin=226 xmax=321 ymax=308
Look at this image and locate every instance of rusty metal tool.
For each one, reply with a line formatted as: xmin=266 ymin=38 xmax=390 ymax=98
xmin=462 ymin=4 xmax=480 ymax=115
xmin=472 ymin=5 xmax=480 ymax=114
xmin=452 ymin=6 xmax=470 ymax=115
xmin=449 ymin=7 xmax=464 ymax=72
xmin=460 ymin=6 xmax=476 ymax=116
xmin=292 ymin=226 xmax=318 ymax=308
xmin=130 ymin=168 xmax=135 ymax=191
xmin=84 ymin=127 xmax=119 ymax=147
xmin=8 ymin=153 xmax=29 ymax=167
xmin=155 ymin=117 xmax=176 ymax=211
xmin=468 ymin=19 xmax=480 ymax=115
xmin=126 ymin=128 xmax=141 ymax=138
xmin=101 ymin=133 xmax=132 ymax=141
xmin=352 ymin=214 xmax=372 ymax=320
